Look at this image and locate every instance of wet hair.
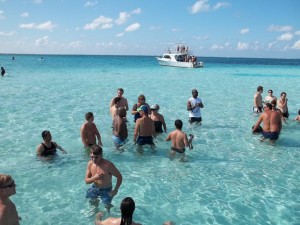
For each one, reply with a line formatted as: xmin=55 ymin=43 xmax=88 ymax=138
xmin=85 ymin=112 xmax=94 ymax=120
xmin=257 ymin=86 xmax=263 ymax=92
xmin=268 ymin=89 xmax=273 ymax=93
xmin=113 ymin=97 xmax=122 ymax=105
xmin=174 ymin=119 xmax=183 ymax=129
xmin=91 ymin=145 xmax=103 ymax=156
xmin=138 ymin=94 xmax=145 ymax=101
xmin=281 ymin=92 xmax=287 ymax=96
xmin=265 ymin=103 xmax=272 ymax=110
xmin=120 ymin=197 xmax=135 ymax=225
xmin=117 ymin=88 xmax=124 ymax=94
xmin=0 ymin=174 xmax=12 ymax=188
xmin=192 ymin=89 xmax=198 ymax=94
xmin=117 ymin=107 xmax=126 ymax=117
xmin=41 ymin=130 xmax=50 ymax=139
xmin=270 ymin=99 xmax=277 ymax=108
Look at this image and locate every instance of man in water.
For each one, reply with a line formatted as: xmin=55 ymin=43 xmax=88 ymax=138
xmin=133 ymin=105 xmax=156 ymax=150
xmin=85 ymin=145 xmax=122 ymax=210
xmin=110 ymin=88 xmax=129 ymax=111
xmin=252 ymin=103 xmax=282 ymax=144
xmin=166 ymin=119 xmax=193 ymax=161
xmin=277 ymin=92 xmax=289 ymax=119
xmin=112 ymin=107 xmax=128 ymax=149
xmin=253 ymin=86 xmax=263 ymax=113
xmin=0 ymin=174 xmax=21 ymax=225
xmin=1 ymin=67 xmax=5 ymax=76
xmin=187 ymin=89 xmax=204 ymax=124
xmin=80 ymin=112 xmax=102 ymax=149
xmin=36 ymin=130 xmax=67 ymax=157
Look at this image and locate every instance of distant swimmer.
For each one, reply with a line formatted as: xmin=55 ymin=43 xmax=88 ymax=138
xmin=253 ymin=86 xmax=263 ymax=113
xmin=252 ymin=103 xmax=282 ymax=144
xmin=166 ymin=119 xmax=194 ymax=161
xmin=187 ymin=89 xmax=204 ymax=124
xmin=12 ymin=56 xmax=15 ymax=60
xmin=36 ymin=130 xmax=67 ymax=157
xmin=94 ymin=197 xmax=141 ymax=225
xmin=1 ymin=67 xmax=5 ymax=76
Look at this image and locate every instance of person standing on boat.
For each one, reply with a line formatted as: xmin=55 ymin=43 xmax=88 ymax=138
xmin=187 ymin=89 xmax=204 ymax=124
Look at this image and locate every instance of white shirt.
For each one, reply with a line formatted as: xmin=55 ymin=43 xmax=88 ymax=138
xmin=188 ymin=97 xmax=202 ymax=118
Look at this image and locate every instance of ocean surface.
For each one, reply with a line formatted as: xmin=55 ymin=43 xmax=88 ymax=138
xmin=0 ymin=54 xmax=299 ymax=225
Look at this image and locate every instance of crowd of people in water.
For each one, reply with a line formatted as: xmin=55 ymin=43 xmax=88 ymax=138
xmin=252 ymin=85 xmax=299 ymax=144
xmin=1 ymin=85 xmax=299 ymax=225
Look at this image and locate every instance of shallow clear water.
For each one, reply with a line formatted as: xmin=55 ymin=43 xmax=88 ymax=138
xmin=0 ymin=55 xmax=299 ymax=225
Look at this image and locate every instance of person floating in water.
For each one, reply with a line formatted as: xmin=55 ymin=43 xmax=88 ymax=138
xmin=36 ymin=130 xmax=67 ymax=157
xmin=1 ymin=67 xmax=5 ymax=76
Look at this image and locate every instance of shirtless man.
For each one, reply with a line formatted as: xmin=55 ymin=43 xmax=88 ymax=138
xmin=277 ymin=92 xmax=289 ymax=119
xmin=0 ymin=174 xmax=20 ymax=225
xmin=112 ymin=107 xmax=128 ymax=149
xmin=253 ymin=86 xmax=263 ymax=113
xmin=36 ymin=130 xmax=67 ymax=157
xmin=80 ymin=112 xmax=102 ymax=149
xmin=252 ymin=103 xmax=282 ymax=144
xmin=85 ymin=145 xmax=122 ymax=210
xmin=166 ymin=119 xmax=193 ymax=161
xmin=110 ymin=88 xmax=129 ymax=111
xmin=133 ymin=105 xmax=156 ymax=150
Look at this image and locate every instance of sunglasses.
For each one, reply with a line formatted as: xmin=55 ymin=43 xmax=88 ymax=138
xmin=1 ymin=180 xmax=15 ymax=189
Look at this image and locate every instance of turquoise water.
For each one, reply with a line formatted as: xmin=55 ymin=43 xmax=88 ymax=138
xmin=0 ymin=55 xmax=299 ymax=225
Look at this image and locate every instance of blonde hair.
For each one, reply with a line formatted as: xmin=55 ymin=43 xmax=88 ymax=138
xmin=0 ymin=174 xmax=12 ymax=188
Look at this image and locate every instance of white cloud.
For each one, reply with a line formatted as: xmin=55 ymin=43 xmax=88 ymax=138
xmin=149 ymin=26 xmax=160 ymax=31
xmin=20 ymin=12 xmax=29 ymax=17
xmin=295 ymin=30 xmax=300 ymax=35
xmin=277 ymin=33 xmax=293 ymax=41
xmin=68 ymin=41 xmax=83 ymax=48
xmin=172 ymin=28 xmax=180 ymax=32
xmin=20 ymin=21 xmax=56 ymax=30
xmin=115 ymin=12 xmax=130 ymax=25
xmin=0 ymin=10 xmax=5 ymax=19
xmin=190 ymin=0 xmax=210 ymax=13
xmin=116 ymin=32 xmax=124 ymax=37
xmin=213 ymin=2 xmax=230 ymax=10
xmin=224 ymin=42 xmax=230 ymax=47
xmin=193 ymin=35 xmax=210 ymax=40
xmin=32 ymin=0 xmax=42 ymax=4
xmin=291 ymin=40 xmax=300 ymax=50
xmin=131 ymin=8 xmax=141 ymax=14
xmin=211 ymin=44 xmax=224 ymax=50
xmin=237 ymin=42 xmax=249 ymax=50
xmin=125 ymin=23 xmax=140 ymax=32
xmin=240 ymin=28 xmax=249 ymax=34
xmin=84 ymin=1 xmax=98 ymax=7
xmin=35 ymin=36 xmax=49 ymax=47
xmin=84 ymin=16 xmax=113 ymax=30
xmin=0 ymin=31 xmax=15 ymax=36
xmin=268 ymin=25 xmax=292 ymax=32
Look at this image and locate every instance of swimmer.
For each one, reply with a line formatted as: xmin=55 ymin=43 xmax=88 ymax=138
xmin=166 ymin=119 xmax=193 ymax=161
xmin=150 ymin=104 xmax=167 ymax=133
xmin=253 ymin=86 xmax=263 ymax=113
xmin=131 ymin=94 xmax=150 ymax=123
xmin=293 ymin=109 xmax=300 ymax=121
xmin=36 ymin=130 xmax=67 ymax=157
xmin=80 ymin=112 xmax=102 ymax=149
xmin=1 ymin=67 xmax=5 ymax=76
xmin=112 ymin=107 xmax=128 ymax=149
xmin=109 ymin=88 xmax=129 ymax=111
xmin=94 ymin=197 xmax=141 ymax=225
xmin=277 ymin=92 xmax=289 ymax=119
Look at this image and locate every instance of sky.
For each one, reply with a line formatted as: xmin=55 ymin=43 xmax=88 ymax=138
xmin=0 ymin=0 xmax=300 ymax=58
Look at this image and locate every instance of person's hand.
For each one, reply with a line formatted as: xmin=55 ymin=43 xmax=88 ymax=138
xmin=61 ymin=149 xmax=67 ymax=154
xmin=93 ymin=172 xmax=104 ymax=181
xmin=108 ymin=189 xmax=118 ymax=197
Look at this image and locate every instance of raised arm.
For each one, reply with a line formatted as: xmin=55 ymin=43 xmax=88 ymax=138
xmin=109 ymin=162 xmax=123 ymax=197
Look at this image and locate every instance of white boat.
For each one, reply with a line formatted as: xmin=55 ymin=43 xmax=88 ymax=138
xmin=155 ymin=46 xmax=204 ymax=68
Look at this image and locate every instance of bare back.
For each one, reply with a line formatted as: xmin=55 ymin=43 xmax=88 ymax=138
xmin=0 ymin=199 xmax=20 ymax=225
xmin=97 ymin=217 xmax=141 ymax=225
xmin=80 ymin=122 xmax=99 ymax=146
xmin=270 ymin=111 xmax=282 ymax=132
xmin=166 ymin=129 xmax=188 ymax=149
xmin=135 ymin=117 xmax=155 ymax=137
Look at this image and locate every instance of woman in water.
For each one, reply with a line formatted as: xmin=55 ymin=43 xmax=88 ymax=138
xmin=150 ymin=104 xmax=167 ymax=133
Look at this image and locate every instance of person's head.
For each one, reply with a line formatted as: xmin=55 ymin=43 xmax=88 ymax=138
xmin=85 ymin=112 xmax=94 ymax=122
xmin=280 ymin=92 xmax=287 ymax=99
xmin=257 ymin=86 xmax=263 ymax=92
xmin=117 ymin=107 xmax=127 ymax=118
xmin=120 ymin=197 xmax=135 ymax=225
xmin=138 ymin=105 xmax=148 ymax=116
xmin=270 ymin=99 xmax=277 ymax=109
xmin=192 ymin=89 xmax=198 ymax=98
xmin=90 ymin=145 xmax=103 ymax=162
xmin=298 ymin=109 xmax=300 ymax=115
xmin=117 ymin=88 xmax=124 ymax=97
xmin=41 ymin=130 xmax=52 ymax=141
xmin=0 ymin=174 xmax=16 ymax=197
xmin=150 ymin=104 xmax=160 ymax=112
xmin=174 ymin=119 xmax=183 ymax=130
xmin=113 ymin=97 xmax=122 ymax=107
xmin=268 ymin=89 xmax=273 ymax=95
xmin=138 ymin=94 xmax=146 ymax=104
xmin=264 ymin=103 xmax=272 ymax=110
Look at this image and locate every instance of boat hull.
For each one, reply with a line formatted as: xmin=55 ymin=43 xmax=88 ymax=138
xmin=156 ymin=58 xmax=203 ymax=68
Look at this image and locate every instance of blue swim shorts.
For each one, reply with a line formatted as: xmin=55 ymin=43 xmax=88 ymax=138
xmin=112 ymin=135 xmax=128 ymax=146
xmin=262 ymin=131 xmax=279 ymax=140
xmin=137 ymin=136 xmax=154 ymax=146
xmin=86 ymin=184 xmax=112 ymax=205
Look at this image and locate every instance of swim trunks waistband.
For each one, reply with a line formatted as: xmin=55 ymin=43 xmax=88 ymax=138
xmin=171 ymin=147 xmax=186 ymax=153
xmin=262 ymin=131 xmax=279 ymax=140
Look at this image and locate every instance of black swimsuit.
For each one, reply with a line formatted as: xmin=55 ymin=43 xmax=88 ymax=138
xmin=154 ymin=121 xmax=163 ymax=133
xmin=41 ymin=142 xmax=57 ymax=156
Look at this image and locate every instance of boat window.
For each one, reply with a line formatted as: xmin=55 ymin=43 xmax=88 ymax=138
xmin=163 ymin=55 xmax=171 ymax=59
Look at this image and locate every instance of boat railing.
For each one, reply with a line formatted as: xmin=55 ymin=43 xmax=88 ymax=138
xmin=164 ymin=49 xmax=193 ymax=55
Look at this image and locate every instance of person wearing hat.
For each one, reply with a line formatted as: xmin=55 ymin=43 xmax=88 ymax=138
xmin=36 ymin=130 xmax=67 ymax=157
xmin=133 ymin=105 xmax=156 ymax=150
xmin=150 ymin=104 xmax=167 ymax=133
xmin=187 ymin=89 xmax=204 ymax=124
xmin=264 ymin=89 xmax=277 ymax=104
